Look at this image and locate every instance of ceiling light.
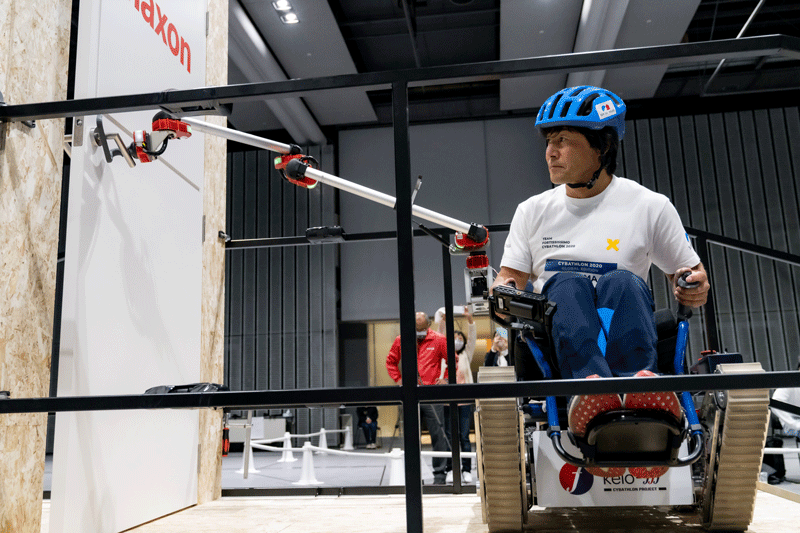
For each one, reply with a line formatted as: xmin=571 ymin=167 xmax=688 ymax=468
xmin=272 ymin=0 xmax=291 ymax=11
xmin=280 ymin=12 xmax=299 ymax=24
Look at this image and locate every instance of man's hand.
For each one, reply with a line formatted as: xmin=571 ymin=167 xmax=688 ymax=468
xmin=435 ymin=378 xmax=448 ymax=385
xmin=488 ymin=267 xmax=530 ymax=321
xmin=489 ymin=266 xmax=530 ymax=296
xmin=672 ymin=263 xmax=710 ymax=308
xmin=366 ymin=417 xmax=372 ymax=424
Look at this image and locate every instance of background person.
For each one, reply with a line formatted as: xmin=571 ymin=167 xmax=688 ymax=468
xmin=435 ymin=305 xmax=477 ymax=483
xmin=356 ymin=406 xmax=379 ymax=449
xmin=386 ymin=311 xmax=452 ymax=484
xmin=484 ymin=328 xmax=510 ymax=367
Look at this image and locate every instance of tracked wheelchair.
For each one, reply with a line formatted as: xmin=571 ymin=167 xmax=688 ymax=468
xmin=473 ymin=275 xmax=771 ymax=532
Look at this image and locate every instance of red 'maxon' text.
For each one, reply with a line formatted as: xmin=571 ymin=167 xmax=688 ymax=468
xmin=134 ymin=0 xmax=192 ymax=74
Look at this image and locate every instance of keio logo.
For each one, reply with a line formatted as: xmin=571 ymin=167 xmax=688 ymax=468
xmin=559 ymin=464 xmax=593 ymax=495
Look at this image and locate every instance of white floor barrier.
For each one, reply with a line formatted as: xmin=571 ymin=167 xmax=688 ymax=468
xmin=245 ymin=433 xmax=478 ymax=486
xmin=276 ymin=432 xmax=296 ymax=463
xmin=235 ymin=446 xmax=259 ymax=475
xmin=342 ymin=425 xmax=354 ymax=451
xmin=293 ymin=442 xmax=324 ymax=486
xmin=316 ymin=428 xmax=329 ymax=455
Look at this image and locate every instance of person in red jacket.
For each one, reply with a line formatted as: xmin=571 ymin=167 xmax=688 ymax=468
xmin=386 ymin=311 xmax=452 ymax=484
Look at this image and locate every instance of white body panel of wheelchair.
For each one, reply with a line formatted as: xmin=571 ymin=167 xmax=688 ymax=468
xmin=532 ymin=431 xmax=693 ymax=507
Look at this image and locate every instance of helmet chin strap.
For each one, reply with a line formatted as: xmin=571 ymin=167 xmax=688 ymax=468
xmin=567 ymin=167 xmax=602 ymax=190
xmin=567 ymin=152 xmax=610 ymax=190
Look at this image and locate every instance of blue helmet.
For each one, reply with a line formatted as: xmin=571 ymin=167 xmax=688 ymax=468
xmin=535 ymin=86 xmax=626 ymax=140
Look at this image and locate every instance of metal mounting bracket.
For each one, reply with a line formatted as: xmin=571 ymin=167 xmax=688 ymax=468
xmin=0 ymin=90 xmax=7 ymax=153
xmin=0 ymin=90 xmax=37 ymax=153
xmin=90 ymin=115 xmax=136 ymax=168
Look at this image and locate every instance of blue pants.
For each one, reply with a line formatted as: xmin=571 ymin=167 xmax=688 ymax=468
xmin=542 ymin=270 xmax=657 ymax=379
xmin=359 ymin=420 xmax=377 ymax=444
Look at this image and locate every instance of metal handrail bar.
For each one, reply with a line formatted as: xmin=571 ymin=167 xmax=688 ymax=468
xmin=3 ymin=372 xmax=799 ymax=415
xmin=1 ymin=35 xmax=798 ymax=122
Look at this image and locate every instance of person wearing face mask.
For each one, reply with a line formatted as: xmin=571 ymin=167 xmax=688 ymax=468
xmin=434 ymin=305 xmax=477 ymax=482
xmin=386 ymin=311 xmax=452 ymax=484
xmin=484 ymin=329 xmax=510 ymax=367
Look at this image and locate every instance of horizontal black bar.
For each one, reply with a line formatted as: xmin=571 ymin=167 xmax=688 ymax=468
xmin=2 ymin=35 xmax=798 ymax=122
xmin=687 ymin=226 xmax=800 ymax=267
xmin=45 ymin=485 xmax=478 ymax=500
xmin=2 ymin=372 xmax=798 ymax=415
xmin=417 ymin=372 xmax=800 ymax=403
xmin=225 ymin=230 xmax=429 ymax=249
xmin=220 ymin=485 xmax=476 ymax=497
xmin=226 ymin=223 xmax=798 ymax=272
xmin=225 ymin=224 xmax=513 ymax=250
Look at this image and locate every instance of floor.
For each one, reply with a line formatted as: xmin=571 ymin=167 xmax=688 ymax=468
xmin=39 ymin=439 xmax=800 ymax=532
xmin=39 ymin=489 xmax=800 ymax=533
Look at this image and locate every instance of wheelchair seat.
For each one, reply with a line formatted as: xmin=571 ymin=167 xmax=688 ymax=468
xmin=571 ymin=406 xmax=686 ymax=468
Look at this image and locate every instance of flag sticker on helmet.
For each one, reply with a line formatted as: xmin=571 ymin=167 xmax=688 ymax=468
xmin=596 ymin=100 xmax=617 ymax=119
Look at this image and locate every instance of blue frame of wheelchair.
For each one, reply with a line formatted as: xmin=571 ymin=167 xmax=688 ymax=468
xmin=524 ymin=315 xmax=704 ymax=468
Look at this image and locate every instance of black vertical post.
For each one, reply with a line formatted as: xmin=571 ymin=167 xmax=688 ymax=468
xmin=441 ymin=246 xmax=461 ymax=491
xmin=392 ymin=81 xmax=423 ymax=533
xmin=694 ymin=235 xmax=720 ymax=351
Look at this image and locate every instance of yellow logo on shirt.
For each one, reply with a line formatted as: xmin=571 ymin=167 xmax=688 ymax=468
xmin=606 ymin=238 xmax=620 ymax=251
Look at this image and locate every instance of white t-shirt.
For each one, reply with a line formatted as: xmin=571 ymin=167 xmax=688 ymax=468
xmin=501 ymin=176 xmax=700 ymax=293
xmin=772 ymin=387 xmax=800 ymax=436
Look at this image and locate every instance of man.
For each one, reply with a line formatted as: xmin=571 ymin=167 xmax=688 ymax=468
xmin=386 ymin=311 xmax=452 ymax=484
xmin=491 ymin=86 xmax=710 ymax=478
xmin=356 ymin=406 xmax=379 ymax=449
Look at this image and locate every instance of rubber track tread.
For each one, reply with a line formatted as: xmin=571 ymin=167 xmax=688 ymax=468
xmin=476 ymin=366 xmax=525 ymax=532
xmin=704 ymin=363 xmax=770 ymax=532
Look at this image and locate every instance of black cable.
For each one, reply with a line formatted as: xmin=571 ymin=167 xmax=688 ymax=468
xmin=145 ymin=136 xmax=169 ymax=157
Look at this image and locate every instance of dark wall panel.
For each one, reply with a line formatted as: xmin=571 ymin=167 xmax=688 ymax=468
xmin=629 ymin=108 xmax=800 ymax=371
xmin=225 ymin=146 xmax=339 ymax=437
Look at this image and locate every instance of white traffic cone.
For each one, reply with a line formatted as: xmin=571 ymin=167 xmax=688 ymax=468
xmin=293 ymin=441 xmax=323 ymax=485
xmin=316 ymin=428 xmax=328 ymax=455
xmin=342 ymin=425 xmax=354 ymax=451
xmin=387 ymin=448 xmax=405 ymax=486
xmin=420 ymin=453 xmax=435 ymax=484
xmin=277 ymin=432 xmax=297 ymax=463
xmin=236 ymin=445 xmax=259 ymax=475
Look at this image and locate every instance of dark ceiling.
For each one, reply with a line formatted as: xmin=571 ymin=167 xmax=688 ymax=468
xmin=228 ymin=0 xmax=800 ymax=141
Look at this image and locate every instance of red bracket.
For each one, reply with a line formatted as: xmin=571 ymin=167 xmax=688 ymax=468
xmin=466 ymin=252 xmax=489 ymax=270
xmin=132 ymin=130 xmax=154 ymax=163
xmin=152 ymin=117 xmax=192 ymax=138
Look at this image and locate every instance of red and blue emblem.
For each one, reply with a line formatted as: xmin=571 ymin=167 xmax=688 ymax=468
xmin=559 ymin=464 xmax=594 ymax=495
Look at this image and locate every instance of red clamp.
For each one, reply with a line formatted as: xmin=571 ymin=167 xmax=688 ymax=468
xmin=274 ymin=154 xmax=318 ymax=189
xmin=454 ymin=227 xmax=489 ymax=251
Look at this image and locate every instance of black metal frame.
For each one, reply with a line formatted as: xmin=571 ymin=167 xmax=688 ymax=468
xmin=1 ymin=35 xmax=798 ymax=122
xmin=3 ymin=35 xmax=800 ymax=533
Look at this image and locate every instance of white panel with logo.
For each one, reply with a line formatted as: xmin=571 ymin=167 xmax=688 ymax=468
xmin=532 ymin=432 xmax=693 ymax=507
xmin=50 ymin=1 xmax=208 ymax=532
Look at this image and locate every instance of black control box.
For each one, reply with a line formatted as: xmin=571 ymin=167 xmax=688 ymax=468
xmin=488 ymin=284 xmax=555 ymax=330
